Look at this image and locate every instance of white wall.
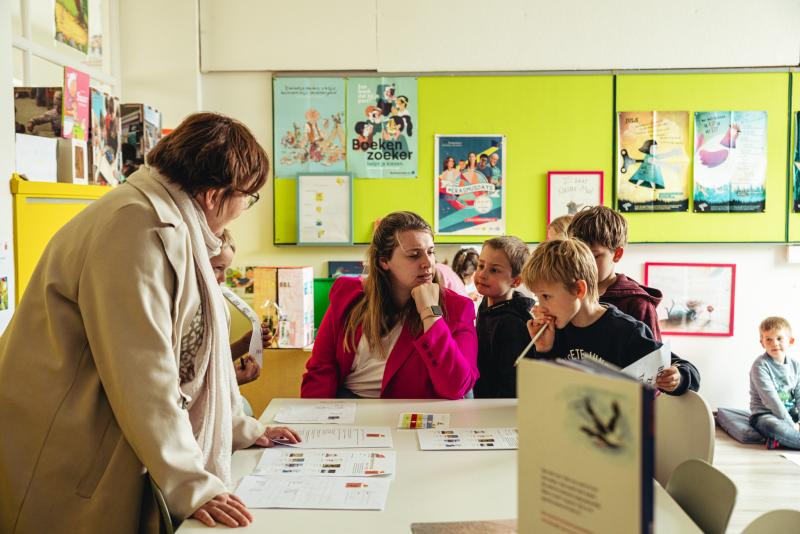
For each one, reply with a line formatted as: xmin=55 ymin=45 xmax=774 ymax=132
xmin=0 ymin=0 xmax=16 ymax=333
xmin=199 ymin=0 xmax=800 ymax=73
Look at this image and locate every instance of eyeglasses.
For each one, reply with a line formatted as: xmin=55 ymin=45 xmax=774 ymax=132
xmin=245 ymin=192 xmax=260 ymax=209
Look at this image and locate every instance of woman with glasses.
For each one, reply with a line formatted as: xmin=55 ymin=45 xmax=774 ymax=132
xmin=0 ymin=112 xmax=298 ymax=533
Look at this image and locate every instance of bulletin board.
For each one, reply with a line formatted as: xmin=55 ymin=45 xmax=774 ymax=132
xmin=273 ymin=74 xmax=614 ymax=244
xmin=788 ymin=71 xmax=800 ymax=243
xmin=616 ymin=72 xmax=790 ymax=243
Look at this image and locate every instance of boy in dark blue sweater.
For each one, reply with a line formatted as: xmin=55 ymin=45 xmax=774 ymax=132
xmin=521 ymin=238 xmax=695 ymax=395
xmin=473 ymin=236 xmax=534 ymax=398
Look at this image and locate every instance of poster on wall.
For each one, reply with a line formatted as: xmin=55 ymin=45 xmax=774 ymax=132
xmin=346 ymin=77 xmax=417 ymax=178
xmin=62 ymin=67 xmax=89 ymax=141
xmin=693 ymin=111 xmax=767 ymax=213
xmin=546 ymin=171 xmax=604 ymax=225
xmin=434 ymin=135 xmax=505 ymax=236
xmin=644 ymin=262 xmax=735 ymax=337
xmin=297 ymin=173 xmax=353 ymax=245
xmin=617 ymin=111 xmax=690 ymax=212
xmin=273 ymin=78 xmax=346 ymax=178
xmin=90 ymin=89 xmax=122 ymax=185
xmin=793 ymin=112 xmax=800 ymax=212
xmin=54 ymin=0 xmax=89 ymax=54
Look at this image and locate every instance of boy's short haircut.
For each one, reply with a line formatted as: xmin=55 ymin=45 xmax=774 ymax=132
xmin=759 ymin=316 xmax=792 ymax=335
xmin=220 ymin=229 xmax=236 ymax=253
xmin=547 ymin=215 xmax=573 ymax=240
xmin=483 ymin=236 xmax=530 ymax=277
xmin=568 ymin=205 xmax=628 ymax=250
xmin=521 ymin=238 xmax=599 ymax=302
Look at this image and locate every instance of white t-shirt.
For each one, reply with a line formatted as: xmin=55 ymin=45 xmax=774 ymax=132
xmin=344 ymin=322 xmax=404 ymax=398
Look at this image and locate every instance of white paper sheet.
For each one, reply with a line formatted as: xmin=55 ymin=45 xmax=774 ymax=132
xmin=621 ymin=342 xmax=671 ymax=388
xmin=220 ymin=285 xmax=263 ymax=366
xmin=253 ymin=449 xmax=396 ymax=477
xmin=417 ymin=428 xmax=518 ymax=450
xmin=781 ymin=453 xmax=800 ymax=468
xmin=398 ymin=412 xmax=450 ymax=429
xmin=273 ymin=401 xmax=356 ymax=424
xmin=236 ymin=475 xmax=391 ymax=510
xmin=275 ymin=426 xmax=393 ymax=449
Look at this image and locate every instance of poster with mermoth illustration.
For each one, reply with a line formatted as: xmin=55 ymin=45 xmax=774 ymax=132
xmin=273 ymin=78 xmax=346 ymax=178
xmin=435 ymin=135 xmax=505 ymax=236
xmin=617 ymin=111 xmax=690 ymax=212
xmin=693 ymin=111 xmax=767 ymax=213
xmin=346 ymin=77 xmax=417 ymax=178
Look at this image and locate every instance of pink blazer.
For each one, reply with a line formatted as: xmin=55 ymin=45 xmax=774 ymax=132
xmin=301 ymin=277 xmax=478 ymax=399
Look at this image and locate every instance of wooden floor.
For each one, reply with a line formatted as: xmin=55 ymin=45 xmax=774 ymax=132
xmin=712 ymin=427 xmax=800 ymax=533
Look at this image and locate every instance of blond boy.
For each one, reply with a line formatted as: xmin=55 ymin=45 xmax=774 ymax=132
xmin=750 ymin=317 xmax=800 ymax=449
xmin=521 ymin=239 xmax=682 ymax=381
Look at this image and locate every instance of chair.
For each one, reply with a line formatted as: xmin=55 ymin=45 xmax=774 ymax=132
xmin=655 ymin=389 xmax=714 ymax=485
xmin=741 ymin=509 xmax=800 ymax=534
xmin=665 ymin=459 xmax=737 ymax=534
xmin=149 ymin=474 xmax=176 ymax=534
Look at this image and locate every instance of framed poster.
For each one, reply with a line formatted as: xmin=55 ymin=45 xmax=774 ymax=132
xmin=644 ymin=262 xmax=736 ymax=337
xmin=434 ymin=134 xmax=506 ymax=236
xmin=273 ymin=77 xmax=346 ymax=178
xmin=297 ymin=173 xmax=353 ymax=246
xmin=617 ymin=111 xmax=690 ymax=212
xmin=546 ymin=171 xmax=604 ymax=224
xmin=693 ymin=111 xmax=767 ymax=213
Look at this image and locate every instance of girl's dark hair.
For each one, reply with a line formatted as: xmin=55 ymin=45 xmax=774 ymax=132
xmin=147 ymin=112 xmax=270 ymax=209
xmin=452 ymin=248 xmax=479 ymax=282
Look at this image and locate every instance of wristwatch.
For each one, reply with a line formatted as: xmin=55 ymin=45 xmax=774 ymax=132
xmin=421 ymin=305 xmax=443 ymax=320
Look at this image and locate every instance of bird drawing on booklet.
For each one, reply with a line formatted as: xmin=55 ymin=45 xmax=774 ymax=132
xmin=697 ymin=123 xmax=740 ymax=168
xmin=579 ymin=397 xmax=623 ymax=450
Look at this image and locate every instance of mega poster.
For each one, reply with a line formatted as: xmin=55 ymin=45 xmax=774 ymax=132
xmin=346 ymin=77 xmax=417 ymax=178
xmin=54 ymin=0 xmax=89 ymax=53
xmin=274 ymin=78 xmax=346 ymax=178
xmin=435 ymin=135 xmax=505 ymax=236
xmin=795 ymin=112 xmax=800 ymax=212
xmin=617 ymin=111 xmax=690 ymax=212
xmin=693 ymin=111 xmax=767 ymax=213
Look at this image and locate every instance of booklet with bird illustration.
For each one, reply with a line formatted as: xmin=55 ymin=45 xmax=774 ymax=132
xmin=517 ymin=358 xmax=655 ymax=534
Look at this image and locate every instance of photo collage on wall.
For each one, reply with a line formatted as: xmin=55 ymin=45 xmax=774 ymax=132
xmin=617 ymin=110 xmax=768 ymax=214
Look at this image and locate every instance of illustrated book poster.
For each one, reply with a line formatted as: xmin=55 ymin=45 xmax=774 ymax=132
xmin=795 ymin=112 xmax=800 ymax=212
xmin=617 ymin=111 xmax=690 ymax=212
xmin=435 ymin=135 xmax=505 ymax=235
xmin=274 ymin=78 xmax=346 ymax=178
xmin=55 ymin=0 xmax=89 ymax=53
xmin=90 ymin=89 xmax=122 ymax=185
xmin=693 ymin=111 xmax=767 ymax=213
xmin=346 ymin=77 xmax=417 ymax=178
xmin=62 ymin=67 xmax=89 ymax=140
xmin=518 ymin=358 xmax=654 ymax=534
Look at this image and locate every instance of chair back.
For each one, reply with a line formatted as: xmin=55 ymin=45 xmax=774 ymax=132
xmin=666 ymin=459 xmax=737 ymax=534
xmin=741 ymin=509 xmax=800 ymax=534
xmin=149 ymin=474 xmax=176 ymax=534
xmin=655 ymin=389 xmax=714 ymax=485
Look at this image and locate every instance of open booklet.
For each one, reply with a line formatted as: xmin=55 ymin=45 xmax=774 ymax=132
xmin=517 ymin=358 xmax=655 ymax=533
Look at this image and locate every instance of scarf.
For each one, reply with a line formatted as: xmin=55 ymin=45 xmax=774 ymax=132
xmin=147 ymin=167 xmax=243 ymax=487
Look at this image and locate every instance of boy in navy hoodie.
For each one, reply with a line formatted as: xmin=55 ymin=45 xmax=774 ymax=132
xmin=568 ymin=206 xmax=700 ymax=395
xmin=473 ymin=236 xmax=534 ymax=398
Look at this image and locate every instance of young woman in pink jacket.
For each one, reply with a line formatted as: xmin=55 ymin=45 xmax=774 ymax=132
xmin=302 ymin=211 xmax=479 ymax=399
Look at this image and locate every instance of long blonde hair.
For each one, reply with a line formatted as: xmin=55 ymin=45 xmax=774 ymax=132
xmin=343 ymin=211 xmax=446 ymax=358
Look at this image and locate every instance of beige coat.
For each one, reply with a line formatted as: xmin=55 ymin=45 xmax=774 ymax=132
xmin=0 ymin=167 xmax=265 ymax=534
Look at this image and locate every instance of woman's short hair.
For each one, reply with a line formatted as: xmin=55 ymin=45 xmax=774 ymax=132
xmin=147 ymin=112 xmax=270 ymax=208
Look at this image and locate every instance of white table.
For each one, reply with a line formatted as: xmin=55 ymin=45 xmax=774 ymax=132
xmin=177 ymin=399 xmax=700 ymax=533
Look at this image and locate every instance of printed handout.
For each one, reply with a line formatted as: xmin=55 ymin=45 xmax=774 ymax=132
xmin=273 ymin=401 xmax=357 ymax=424
xmin=253 ymin=449 xmax=396 ymax=477
xmin=417 ymin=428 xmax=518 ymax=450
xmin=236 ymin=475 xmax=391 ymax=510
xmin=398 ymin=412 xmax=450 ymax=429
xmin=621 ymin=343 xmax=671 ymax=388
xmin=275 ymin=426 xmax=393 ymax=449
